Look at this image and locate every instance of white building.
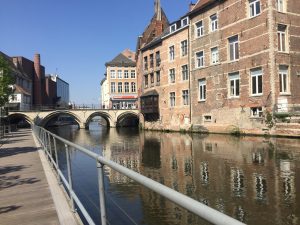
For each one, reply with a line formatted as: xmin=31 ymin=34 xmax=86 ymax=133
xmin=50 ymin=74 xmax=70 ymax=107
xmin=101 ymin=75 xmax=109 ymax=109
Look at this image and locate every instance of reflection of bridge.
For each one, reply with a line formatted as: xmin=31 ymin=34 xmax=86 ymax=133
xmin=8 ymin=109 xmax=140 ymax=129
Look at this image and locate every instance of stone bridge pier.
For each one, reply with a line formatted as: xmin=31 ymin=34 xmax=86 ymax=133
xmin=8 ymin=109 xmax=140 ymax=129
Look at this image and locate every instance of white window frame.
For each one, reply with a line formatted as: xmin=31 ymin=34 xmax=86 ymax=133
xmin=249 ymin=0 xmax=261 ymax=18
xmin=210 ymin=14 xmax=218 ymax=32
xmin=131 ymin=70 xmax=136 ymax=78
xmin=250 ymin=68 xmax=263 ymax=96
xmin=131 ymin=82 xmax=136 ymax=93
xmin=229 ymin=35 xmax=239 ymax=61
xmin=170 ymin=24 xmax=176 ymax=33
xmin=181 ymin=40 xmax=188 ymax=57
xmin=198 ymin=79 xmax=206 ymax=101
xmin=124 ymin=82 xmax=129 ymax=93
xmin=181 ymin=17 xmax=189 ymax=27
xmin=251 ymin=107 xmax=263 ymax=118
xmin=169 ymin=45 xmax=175 ymax=61
xmin=278 ymin=24 xmax=287 ymax=52
xmin=195 ymin=51 xmax=204 ymax=68
xmin=279 ymin=65 xmax=289 ymax=94
xmin=182 ymin=65 xmax=189 ymax=81
xmin=111 ymin=82 xmax=116 ymax=93
xmin=118 ymin=82 xmax=122 ymax=93
xmin=124 ymin=70 xmax=129 ymax=78
xmin=277 ymin=0 xmax=285 ymax=12
xmin=110 ymin=70 xmax=116 ymax=79
xmin=182 ymin=90 xmax=189 ymax=106
xmin=169 ymin=69 xmax=175 ymax=83
xmin=228 ymin=72 xmax=240 ymax=98
xmin=117 ymin=70 xmax=122 ymax=79
xmin=170 ymin=92 xmax=176 ymax=107
xmin=211 ymin=47 xmax=219 ymax=65
xmin=195 ymin=20 xmax=204 ymax=38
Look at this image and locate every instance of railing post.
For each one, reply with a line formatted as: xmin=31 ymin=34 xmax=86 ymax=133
xmin=66 ymin=144 xmax=75 ymax=212
xmin=47 ymin=132 xmax=53 ymax=162
xmin=53 ymin=137 xmax=62 ymax=184
xmin=97 ymin=161 xmax=107 ymax=225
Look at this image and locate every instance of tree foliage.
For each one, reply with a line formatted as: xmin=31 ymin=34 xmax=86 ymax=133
xmin=0 ymin=55 xmax=15 ymax=107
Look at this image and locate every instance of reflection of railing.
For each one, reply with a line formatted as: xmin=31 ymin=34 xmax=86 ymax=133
xmin=32 ymin=125 xmax=245 ymax=225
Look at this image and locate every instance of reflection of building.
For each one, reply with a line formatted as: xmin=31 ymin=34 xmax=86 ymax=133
xmin=104 ymin=49 xmax=137 ymax=109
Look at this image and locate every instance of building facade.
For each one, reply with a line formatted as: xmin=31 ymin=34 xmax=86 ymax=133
xmin=49 ymin=74 xmax=70 ymax=108
xmin=105 ymin=49 xmax=138 ymax=109
xmin=100 ymin=75 xmax=109 ymax=109
xmin=188 ymin=0 xmax=300 ymax=134
xmin=140 ymin=14 xmax=191 ymax=130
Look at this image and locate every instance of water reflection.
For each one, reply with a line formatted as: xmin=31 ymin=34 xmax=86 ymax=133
xmin=49 ymin=124 xmax=300 ymax=225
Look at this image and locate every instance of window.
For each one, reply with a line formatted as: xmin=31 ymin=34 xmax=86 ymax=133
xmin=204 ymin=115 xmax=212 ymax=122
xmin=277 ymin=0 xmax=285 ymax=12
xmin=211 ymin=47 xmax=219 ymax=64
xmin=111 ymin=82 xmax=116 ymax=93
xmin=110 ymin=70 xmax=116 ymax=79
xmin=249 ymin=0 xmax=261 ymax=17
xmin=229 ymin=72 xmax=240 ymax=97
xmin=169 ymin=45 xmax=175 ymax=61
xmin=229 ymin=35 xmax=239 ymax=61
xmin=150 ymin=73 xmax=154 ymax=84
xmin=155 ymin=51 xmax=161 ymax=66
xmin=144 ymin=75 xmax=148 ymax=88
xmin=181 ymin=40 xmax=188 ymax=57
xmin=144 ymin=56 xmax=148 ymax=70
xmin=124 ymin=70 xmax=129 ymax=78
xmin=131 ymin=70 xmax=136 ymax=78
xmin=198 ymin=79 xmax=206 ymax=101
xmin=279 ymin=65 xmax=289 ymax=94
xmin=169 ymin=69 xmax=175 ymax=83
xmin=251 ymin=107 xmax=263 ymax=117
xmin=251 ymin=68 xmax=263 ymax=95
xmin=131 ymin=82 xmax=136 ymax=93
xmin=124 ymin=82 xmax=129 ymax=93
xmin=150 ymin=54 xmax=154 ymax=68
xmin=196 ymin=51 xmax=204 ymax=68
xmin=182 ymin=90 xmax=189 ymax=105
xmin=182 ymin=65 xmax=188 ymax=81
xmin=210 ymin=14 xmax=218 ymax=32
xmin=170 ymin=24 xmax=176 ymax=33
xmin=278 ymin=24 xmax=287 ymax=52
xmin=181 ymin=17 xmax=189 ymax=27
xmin=117 ymin=70 xmax=122 ymax=78
xmin=170 ymin=92 xmax=175 ymax=107
xmin=195 ymin=21 xmax=204 ymax=37
xmin=156 ymin=71 xmax=160 ymax=84
xmin=118 ymin=82 xmax=122 ymax=93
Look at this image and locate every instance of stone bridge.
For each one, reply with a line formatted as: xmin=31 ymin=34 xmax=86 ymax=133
xmin=8 ymin=109 xmax=140 ymax=129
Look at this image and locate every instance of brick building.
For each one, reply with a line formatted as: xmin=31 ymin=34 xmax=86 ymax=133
xmin=104 ymin=49 xmax=138 ymax=109
xmin=139 ymin=14 xmax=191 ymax=130
xmin=188 ymin=0 xmax=300 ymax=134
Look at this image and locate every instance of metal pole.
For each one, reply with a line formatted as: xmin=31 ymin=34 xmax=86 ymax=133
xmin=47 ymin=132 xmax=52 ymax=162
xmin=66 ymin=144 xmax=75 ymax=212
xmin=97 ymin=161 xmax=107 ymax=225
xmin=53 ymin=136 xmax=61 ymax=184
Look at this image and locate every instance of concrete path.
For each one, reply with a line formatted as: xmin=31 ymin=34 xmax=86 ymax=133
xmin=0 ymin=129 xmax=71 ymax=225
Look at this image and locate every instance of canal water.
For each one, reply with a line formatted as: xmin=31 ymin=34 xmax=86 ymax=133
xmin=49 ymin=122 xmax=300 ymax=225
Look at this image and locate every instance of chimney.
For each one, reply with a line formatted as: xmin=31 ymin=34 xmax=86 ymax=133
xmin=189 ymin=2 xmax=195 ymax=11
xmin=34 ymin=53 xmax=42 ymax=105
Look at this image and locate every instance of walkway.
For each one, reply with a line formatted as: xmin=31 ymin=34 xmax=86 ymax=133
xmin=0 ymin=129 xmax=61 ymax=225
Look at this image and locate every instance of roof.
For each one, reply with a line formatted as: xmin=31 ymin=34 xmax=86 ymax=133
xmin=105 ymin=53 xmax=136 ymax=67
xmin=189 ymin=0 xmax=217 ymax=15
xmin=100 ymin=77 xmax=106 ymax=86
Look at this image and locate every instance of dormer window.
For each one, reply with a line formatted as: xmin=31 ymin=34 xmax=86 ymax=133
xmin=181 ymin=17 xmax=189 ymax=27
xmin=170 ymin=24 xmax=176 ymax=33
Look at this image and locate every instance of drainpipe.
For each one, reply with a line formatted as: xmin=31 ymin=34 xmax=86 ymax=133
xmin=188 ymin=18 xmax=192 ymax=127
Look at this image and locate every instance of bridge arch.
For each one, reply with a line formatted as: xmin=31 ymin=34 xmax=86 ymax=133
xmin=85 ymin=112 xmax=113 ymax=128
xmin=39 ymin=111 xmax=82 ymax=128
xmin=8 ymin=113 xmax=34 ymax=127
xmin=116 ymin=111 xmax=139 ymax=127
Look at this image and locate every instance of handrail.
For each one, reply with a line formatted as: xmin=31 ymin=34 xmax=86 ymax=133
xmin=32 ymin=125 xmax=246 ymax=225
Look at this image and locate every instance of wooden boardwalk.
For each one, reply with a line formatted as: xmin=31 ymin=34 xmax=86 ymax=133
xmin=0 ymin=129 xmax=60 ymax=225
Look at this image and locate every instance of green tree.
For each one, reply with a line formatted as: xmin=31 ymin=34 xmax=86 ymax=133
xmin=0 ymin=55 xmax=14 ymax=107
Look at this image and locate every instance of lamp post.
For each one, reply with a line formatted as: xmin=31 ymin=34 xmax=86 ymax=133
xmin=0 ymin=69 xmax=3 ymax=137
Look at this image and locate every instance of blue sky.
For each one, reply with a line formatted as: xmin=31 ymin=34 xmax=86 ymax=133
xmin=0 ymin=0 xmax=192 ymax=105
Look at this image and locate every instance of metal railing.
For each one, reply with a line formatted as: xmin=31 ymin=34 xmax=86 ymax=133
xmin=32 ymin=125 xmax=246 ymax=225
